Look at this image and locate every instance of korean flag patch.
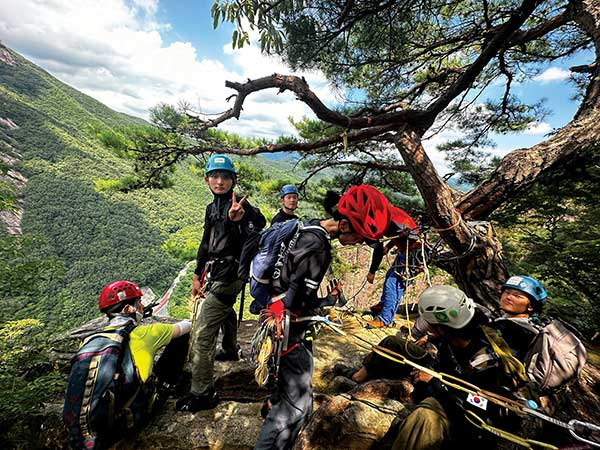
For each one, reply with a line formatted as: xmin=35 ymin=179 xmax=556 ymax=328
xmin=466 ymin=393 xmax=488 ymax=410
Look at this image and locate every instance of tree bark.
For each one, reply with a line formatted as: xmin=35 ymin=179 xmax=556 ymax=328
xmin=394 ymin=131 xmax=508 ymax=309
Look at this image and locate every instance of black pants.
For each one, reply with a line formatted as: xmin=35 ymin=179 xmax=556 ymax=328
xmin=363 ymin=335 xmax=432 ymax=380
xmin=126 ymin=334 xmax=190 ymax=424
xmin=255 ymin=341 xmax=313 ymax=450
xmin=153 ymin=333 xmax=190 ymax=385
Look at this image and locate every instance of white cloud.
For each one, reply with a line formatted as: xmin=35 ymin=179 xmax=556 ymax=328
xmin=524 ymin=122 xmax=552 ymax=135
xmin=0 ymin=0 xmax=338 ymax=139
xmin=534 ymin=67 xmax=571 ymax=83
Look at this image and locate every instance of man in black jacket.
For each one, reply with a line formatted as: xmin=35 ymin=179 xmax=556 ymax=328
xmin=177 ymin=154 xmax=266 ymax=412
xmin=391 ymin=285 xmax=532 ymax=449
xmin=255 ymin=186 xmax=392 ymax=450
xmin=271 ymin=184 xmax=299 ymax=225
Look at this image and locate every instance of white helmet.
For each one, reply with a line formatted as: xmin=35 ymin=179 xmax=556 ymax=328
xmin=418 ymin=285 xmax=475 ymax=329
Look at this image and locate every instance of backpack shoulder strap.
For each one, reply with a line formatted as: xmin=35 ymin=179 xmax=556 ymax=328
xmin=481 ymin=325 xmax=529 ymax=388
xmin=116 ymin=322 xmax=137 ymax=383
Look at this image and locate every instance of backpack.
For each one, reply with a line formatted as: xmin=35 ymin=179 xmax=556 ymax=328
xmin=63 ymin=322 xmax=139 ymax=450
xmin=493 ymin=317 xmax=588 ymax=393
xmin=524 ymin=318 xmax=588 ymax=392
xmin=248 ymin=219 xmax=326 ymax=313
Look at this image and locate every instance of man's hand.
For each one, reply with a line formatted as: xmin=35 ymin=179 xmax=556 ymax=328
xmin=414 ymin=335 xmax=429 ymax=346
xmin=228 ymin=192 xmax=248 ymax=222
xmin=192 ymin=273 xmax=204 ymax=298
xmin=366 ymin=272 xmax=375 ymax=284
xmin=412 ymin=369 xmax=433 ymax=384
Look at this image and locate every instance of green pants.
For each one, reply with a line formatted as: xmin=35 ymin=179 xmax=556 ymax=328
xmin=190 ymin=279 xmax=243 ymax=395
xmin=392 ymin=397 xmax=450 ymax=450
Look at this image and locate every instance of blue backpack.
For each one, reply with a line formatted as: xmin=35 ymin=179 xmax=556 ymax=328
xmin=249 ymin=219 xmax=326 ymax=313
xmin=63 ymin=322 xmax=139 ymax=450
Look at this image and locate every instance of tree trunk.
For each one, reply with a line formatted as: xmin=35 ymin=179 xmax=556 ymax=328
xmin=392 ymin=0 xmax=600 ymax=307
xmin=394 ymin=130 xmax=508 ymax=310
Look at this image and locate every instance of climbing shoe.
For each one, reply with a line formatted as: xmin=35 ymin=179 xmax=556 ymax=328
xmin=176 ymin=389 xmax=219 ymax=412
xmin=360 ymin=304 xmax=383 ymax=316
xmin=332 ymin=375 xmax=358 ymax=392
xmin=365 ymin=319 xmax=392 ymax=329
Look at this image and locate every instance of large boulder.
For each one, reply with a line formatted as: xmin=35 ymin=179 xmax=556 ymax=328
xmin=293 ymin=380 xmax=413 ymax=450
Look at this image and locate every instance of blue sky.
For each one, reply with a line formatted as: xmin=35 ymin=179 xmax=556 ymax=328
xmin=0 ymin=0 xmax=592 ymax=174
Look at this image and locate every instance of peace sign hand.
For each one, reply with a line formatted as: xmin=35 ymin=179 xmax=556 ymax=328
xmin=228 ymin=191 xmax=248 ymax=222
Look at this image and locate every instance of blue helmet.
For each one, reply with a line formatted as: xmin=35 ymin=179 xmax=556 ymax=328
xmin=279 ymin=184 xmax=299 ymax=198
xmin=205 ymin=154 xmax=236 ymax=175
xmin=502 ymin=275 xmax=547 ymax=306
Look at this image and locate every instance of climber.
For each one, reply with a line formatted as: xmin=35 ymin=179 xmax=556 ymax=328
xmin=362 ymin=201 xmax=419 ymax=329
xmin=255 ymin=185 xmax=392 ymax=450
xmin=63 ymin=280 xmax=191 ymax=450
xmin=391 ymin=285 xmax=533 ymax=449
xmin=271 ymin=184 xmax=300 ymax=224
xmin=177 ymin=154 xmax=266 ymax=412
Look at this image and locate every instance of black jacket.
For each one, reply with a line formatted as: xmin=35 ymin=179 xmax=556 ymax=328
xmin=194 ymin=191 xmax=266 ymax=282
xmin=271 ymin=219 xmax=331 ymax=313
xmin=271 ymin=209 xmax=298 ymax=225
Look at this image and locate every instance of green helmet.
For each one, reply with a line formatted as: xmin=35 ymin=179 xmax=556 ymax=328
xmin=418 ymin=285 xmax=475 ymax=329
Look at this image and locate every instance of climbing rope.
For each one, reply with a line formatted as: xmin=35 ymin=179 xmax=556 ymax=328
xmin=329 ymin=319 xmax=600 ymax=448
xmin=464 ymin=410 xmax=558 ymax=449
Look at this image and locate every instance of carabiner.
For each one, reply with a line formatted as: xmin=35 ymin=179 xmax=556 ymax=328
xmin=568 ymin=419 xmax=600 ymax=448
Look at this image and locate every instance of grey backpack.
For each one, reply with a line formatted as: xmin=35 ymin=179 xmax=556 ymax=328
xmin=523 ymin=318 xmax=588 ymax=392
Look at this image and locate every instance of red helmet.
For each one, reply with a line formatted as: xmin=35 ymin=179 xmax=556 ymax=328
xmin=99 ymin=280 xmax=143 ymax=311
xmin=337 ymin=185 xmax=391 ymax=240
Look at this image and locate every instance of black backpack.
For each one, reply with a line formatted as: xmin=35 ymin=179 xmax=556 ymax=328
xmin=63 ymin=322 xmax=140 ymax=450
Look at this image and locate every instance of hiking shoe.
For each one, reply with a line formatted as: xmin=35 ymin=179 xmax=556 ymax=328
xmin=176 ymin=390 xmax=219 ymax=412
xmin=370 ymin=304 xmax=383 ymax=315
xmin=215 ymin=345 xmax=243 ymax=362
xmin=332 ymin=375 xmax=358 ymax=393
xmin=333 ymin=363 xmax=357 ymax=380
xmin=365 ymin=319 xmax=391 ymax=329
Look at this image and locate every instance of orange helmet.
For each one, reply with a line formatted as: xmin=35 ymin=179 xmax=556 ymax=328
xmin=337 ymin=185 xmax=391 ymax=240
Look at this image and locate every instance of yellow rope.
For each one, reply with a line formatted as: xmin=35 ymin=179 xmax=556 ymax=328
xmin=464 ymin=410 xmax=558 ymax=449
xmin=404 ymin=238 xmax=412 ymax=341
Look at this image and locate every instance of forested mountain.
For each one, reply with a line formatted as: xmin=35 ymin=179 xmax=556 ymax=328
xmin=0 ymin=43 xmax=302 ymax=330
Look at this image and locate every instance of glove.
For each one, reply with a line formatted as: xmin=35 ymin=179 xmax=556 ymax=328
xmin=322 ymin=279 xmax=347 ymax=307
xmin=268 ymin=298 xmax=285 ymax=319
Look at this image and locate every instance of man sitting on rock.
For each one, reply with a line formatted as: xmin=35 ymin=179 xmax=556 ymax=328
xmin=390 ymin=285 xmax=533 ymax=449
xmin=63 ymin=280 xmax=191 ymax=450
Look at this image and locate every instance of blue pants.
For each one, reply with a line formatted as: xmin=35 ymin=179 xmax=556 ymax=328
xmin=377 ymin=254 xmax=407 ymax=325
